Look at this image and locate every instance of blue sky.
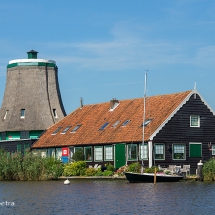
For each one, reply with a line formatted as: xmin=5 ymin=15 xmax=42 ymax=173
xmin=1 ymin=0 xmax=215 ymax=114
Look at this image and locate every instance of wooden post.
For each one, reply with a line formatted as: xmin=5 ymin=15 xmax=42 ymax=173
xmin=154 ymin=168 xmax=157 ymax=184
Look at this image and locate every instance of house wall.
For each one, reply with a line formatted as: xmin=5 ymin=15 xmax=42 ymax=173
xmin=152 ymin=94 xmax=215 ymax=173
xmin=0 ymin=139 xmax=37 ymax=155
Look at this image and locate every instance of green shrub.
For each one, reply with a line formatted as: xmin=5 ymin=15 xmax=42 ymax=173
xmin=44 ymin=157 xmax=64 ymax=179
xmin=102 ymin=170 xmax=113 ymax=176
xmin=203 ymin=158 xmax=215 ymax=181
xmin=85 ymin=168 xmax=97 ymax=176
xmin=127 ymin=162 xmax=141 ymax=173
xmin=63 ymin=161 xmax=86 ymax=176
xmin=105 ymin=163 xmax=115 ymax=172
xmin=95 ymin=168 xmax=103 ymax=176
xmin=144 ymin=166 xmax=159 ymax=173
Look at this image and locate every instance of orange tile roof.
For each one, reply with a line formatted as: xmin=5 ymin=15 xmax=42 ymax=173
xmin=32 ymin=90 xmax=192 ymax=148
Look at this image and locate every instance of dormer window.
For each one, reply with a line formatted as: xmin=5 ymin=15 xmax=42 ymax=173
xmin=20 ymin=109 xmax=25 ymax=118
xmin=53 ymin=109 xmax=58 ymax=118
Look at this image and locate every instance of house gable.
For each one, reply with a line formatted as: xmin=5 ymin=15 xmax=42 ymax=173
xmin=153 ymin=92 xmax=215 ymax=143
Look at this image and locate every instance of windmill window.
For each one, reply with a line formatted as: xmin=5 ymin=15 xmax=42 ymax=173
xmin=99 ymin=122 xmax=109 ymax=130
xmin=3 ymin=110 xmax=8 ymax=120
xmin=61 ymin=126 xmax=71 ymax=134
xmin=1 ymin=132 xmax=6 ymax=140
xmin=20 ymin=109 xmax=25 ymax=118
xmin=52 ymin=126 xmax=63 ymax=135
xmin=53 ymin=109 xmax=58 ymax=118
xmin=71 ymin=124 xmax=82 ymax=133
xmin=122 ymin=120 xmax=130 ymax=126
xmin=20 ymin=131 xmax=29 ymax=139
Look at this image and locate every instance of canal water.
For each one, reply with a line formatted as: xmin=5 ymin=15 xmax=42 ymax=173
xmin=0 ymin=179 xmax=214 ymax=215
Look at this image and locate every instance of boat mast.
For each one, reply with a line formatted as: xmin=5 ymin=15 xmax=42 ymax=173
xmin=141 ymin=71 xmax=147 ymax=173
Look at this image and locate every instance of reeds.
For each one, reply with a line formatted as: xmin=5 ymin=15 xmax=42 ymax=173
xmin=0 ymin=148 xmax=63 ymax=181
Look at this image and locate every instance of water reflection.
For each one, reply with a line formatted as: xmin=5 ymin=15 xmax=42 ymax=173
xmin=0 ymin=180 xmax=214 ymax=215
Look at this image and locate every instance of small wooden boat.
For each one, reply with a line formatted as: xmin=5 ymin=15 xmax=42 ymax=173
xmin=125 ymin=172 xmax=183 ymax=183
xmin=64 ymin=179 xmax=70 ymax=185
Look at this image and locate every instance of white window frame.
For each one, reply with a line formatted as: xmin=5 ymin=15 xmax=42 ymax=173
xmin=190 ymin=115 xmax=200 ymax=127
xmin=139 ymin=143 xmax=148 ymax=160
xmin=104 ymin=145 xmax=113 ymax=161
xmin=172 ymin=144 xmax=186 ymax=160
xmin=154 ymin=144 xmax=165 ymax=160
xmin=212 ymin=145 xmax=215 ymax=156
xmin=56 ymin=148 xmax=62 ymax=160
xmin=127 ymin=144 xmax=138 ymax=161
xmin=94 ymin=146 xmax=103 ymax=161
xmin=20 ymin=109 xmax=25 ymax=118
xmin=84 ymin=146 xmax=92 ymax=162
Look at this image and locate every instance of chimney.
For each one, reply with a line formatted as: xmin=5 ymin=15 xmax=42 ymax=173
xmin=80 ymin=97 xmax=83 ymax=108
xmin=110 ymin=98 xmax=119 ymax=110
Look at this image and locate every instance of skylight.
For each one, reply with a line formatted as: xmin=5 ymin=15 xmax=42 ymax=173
xmin=122 ymin=120 xmax=130 ymax=126
xmin=112 ymin=120 xmax=120 ymax=128
xmin=52 ymin=126 xmax=62 ymax=135
xmin=61 ymin=126 xmax=71 ymax=134
xmin=99 ymin=122 xmax=109 ymax=130
xmin=71 ymin=124 xmax=82 ymax=133
xmin=142 ymin=119 xmax=152 ymax=127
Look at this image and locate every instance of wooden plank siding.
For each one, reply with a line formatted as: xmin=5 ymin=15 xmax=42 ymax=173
xmin=152 ymin=94 xmax=215 ymax=173
xmin=0 ymin=139 xmax=37 ymax=155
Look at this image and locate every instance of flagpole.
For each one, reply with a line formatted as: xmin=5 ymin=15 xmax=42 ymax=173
xmin=141 ymin=71 xmax=147 ymax=173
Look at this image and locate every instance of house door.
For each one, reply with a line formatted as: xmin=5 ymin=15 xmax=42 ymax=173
xmin=114 ymin=144 xmax=126 ymax=168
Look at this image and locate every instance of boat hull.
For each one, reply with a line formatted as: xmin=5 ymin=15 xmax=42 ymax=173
xmin=125 ymin=172 xmax=183 ymax=183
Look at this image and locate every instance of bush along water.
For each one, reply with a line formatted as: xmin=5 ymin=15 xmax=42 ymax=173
xmin=202 ymin=158 xmax=215 ymax=181
xmin=0 ymin=148 xmax=63 ymax=181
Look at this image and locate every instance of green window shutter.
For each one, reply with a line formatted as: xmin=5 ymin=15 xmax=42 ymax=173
xmin=190 ymin=144 xmax=202 ymax=157
xmin=17 ymin=144 xmax=22 ymax=153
